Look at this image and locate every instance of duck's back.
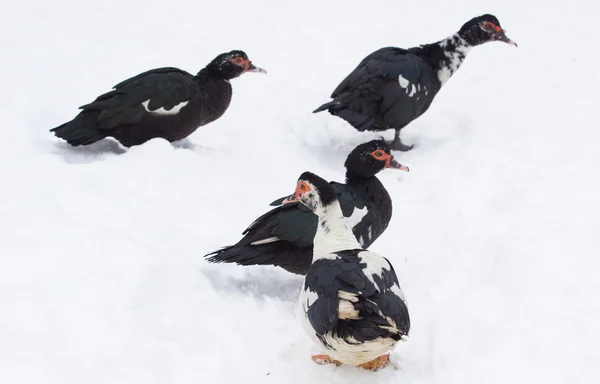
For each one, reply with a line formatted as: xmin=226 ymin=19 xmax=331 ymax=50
xmin=301 ymin=250 xmax=410 ymax=364
xmin=315 ymin=47 xmax=442 ymax=132
xmin=111 ymin=72 xmax=232 ymax=146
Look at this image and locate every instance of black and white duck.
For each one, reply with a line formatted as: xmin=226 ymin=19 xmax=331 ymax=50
xmin=287 ymin=171 xmax=410 ymax=370
xmin=204 ymin=139 xmax=409 ymax=275
xmin=313 ymin=14 xmax=517 ymax=151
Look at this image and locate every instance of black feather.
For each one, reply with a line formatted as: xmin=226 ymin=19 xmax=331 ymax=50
xmin=49 ymin=49 xmax=263 ymax=147
xmin=204 ymin=140 xmax=397 ymax=275
xmin=302 ymin=250 xmax=410 ymax=342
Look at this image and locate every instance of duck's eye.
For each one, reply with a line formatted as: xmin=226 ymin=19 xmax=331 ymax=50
xmin=233 ymin=57 xmax=243 ymax=64
xmin=300 ymin=184 xmax=306 ymax=190
xmin=373 ymin=150 xmax=384 ymax=158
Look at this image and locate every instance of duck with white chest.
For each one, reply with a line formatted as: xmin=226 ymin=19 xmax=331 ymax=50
xmin=286 ymin=171 xmax=410 ymax=370
xmin=204 ymin=139 xmax=409 ymax=275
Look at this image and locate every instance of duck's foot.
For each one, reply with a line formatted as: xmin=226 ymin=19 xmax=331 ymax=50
xmin=311 ymin=354 xmax=343 ymax=366
xmin=387 ymin=130 xmax=414 ymax=152
xmin=357 ymin=354 xmax=390 ymax=371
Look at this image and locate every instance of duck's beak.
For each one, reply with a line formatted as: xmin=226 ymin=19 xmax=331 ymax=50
xmin=246 ymin=62 xmax=267 ymax=74
xmin=282 ymin=193 xmax=299 ymax=204
xmin=386 ymin=158 xmax=410 ymax=171
xmin=282 ymin=195 xmax=296 ymax=204
xmin=494 ymin=29 xmax=518 ymax=47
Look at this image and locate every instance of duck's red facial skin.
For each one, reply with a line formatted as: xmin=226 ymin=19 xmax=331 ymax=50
xmin=481 ymin=21 xmax=502 ymax=33
xmin=282 ymin=181 xmax=311 ymax=204
xmin=371 ymin=149 xmax=391 ymax=166
xmin=232 ymin=56 xmax=267 ymax=73
xmin=370 ymin=149 xmax=410 ymax=171
xmin=480 ymin=21 xmax=517 ymax=47
xmin=232 ymin=56 xmax=249 ymax=69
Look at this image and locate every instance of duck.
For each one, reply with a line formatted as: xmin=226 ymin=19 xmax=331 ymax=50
xmin=313 ymin=14 xmax=517 ymax=151
xmin=50 ymin=50 xmax=266 ymax=147
xmin=287 ymin=171 xmax=410 ymax=370
xmin=204 ymin=139 xmax=409 ymax=275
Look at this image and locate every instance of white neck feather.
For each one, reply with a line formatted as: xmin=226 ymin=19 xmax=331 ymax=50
xmin=312 ymin=202 xmax=363 ymax=259
xmin=436 ymin=33 xmax=472 ymax=86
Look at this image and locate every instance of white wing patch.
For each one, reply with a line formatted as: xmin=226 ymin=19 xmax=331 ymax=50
xmin=250 ymin=236 xmax=280 ymax=245
xmin=338 ymin=300 xmax=360 ymax=320
xmin=398 ymin=74 xmax=409 ymax=88
xmin=408 ymin=84 xmax=417 ymax=97
xmin=338 ymin=290 xmax=359 ymax=302
xmin=358 ymin=251 xmax=407 ymax=302
xmin=338 ymin=290 xmax=360 ymax=319
xmin=391 ymin=284 xmax=407 ymax=302
xmin=358 ymin=250 xmax=392 ymax=290
xmin=398 ymin=74 xmax=419 ymax=98
xmin=142 ymin=99 xmax=189 ymax=115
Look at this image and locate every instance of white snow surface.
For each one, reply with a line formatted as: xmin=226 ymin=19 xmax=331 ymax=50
xmin=1 ymin=1 xmax=599 ymax=383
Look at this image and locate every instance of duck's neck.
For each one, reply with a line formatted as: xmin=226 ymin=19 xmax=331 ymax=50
xmin=313 ymin=202 xmax=363 ymax=259
xmin=345 ymin=172 xmax=385 ymax=199
xmin=196 ymin=66 xmax=226 ymax=81
xmin=435 ymin=33 xmax=472 ymax=85
xmin=412 ymin=33 xmax=472 ymax=86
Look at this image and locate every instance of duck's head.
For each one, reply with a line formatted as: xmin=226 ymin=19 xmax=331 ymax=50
xmin=284 ymin=171 xmax=338 ymax=215
xmin=345 ymin=139 xmax=410 ymax=178
xmin=207 ymin=50 xmax=267 ymax=80
xmin=459 ymin=14 xmax=517 ymax=47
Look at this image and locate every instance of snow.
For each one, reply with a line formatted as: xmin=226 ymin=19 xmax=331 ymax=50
xmin=1 ymin=0 xmax=599 ymax=383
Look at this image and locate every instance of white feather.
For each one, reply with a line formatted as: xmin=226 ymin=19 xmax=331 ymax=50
xmin=397 ymin=74 xmax=409 ymax=88
xmin=357 ymin=251 xmax=390 ymax=289
xmin=338 ymin=290 xmax=359 ymax=302
xmin=409 ymin=84 xmax=417 ymax=97
xmin=338 ymin=300 xmax=360 ymax=320
xmin=250 ymin=236 xmax=279 ymax=245
xmin=141 ymin=99 xmax=189 ymax=115
xmin=436 ymin=33 xmax=472 ymax=85
xmin=312 ymin=205 xmax=362 ymax=258
xmin=317 ymin=333 xmax=397 ymax=365
xmin=344 ymin=206 xmax=367 ymax=230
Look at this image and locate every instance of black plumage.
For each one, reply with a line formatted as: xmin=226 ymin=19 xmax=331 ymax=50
xmin=313 ymin=14 xmax=517 ymax=151
xmin=50 ymin=50 xmax=266 ymax=147
xmin=303 ymin=250 xmax=410 ymax=345
xmin=204 ymin=140 xmax=409 ymax=275
xmin=290 ymin=171 xmax=409 ymax=368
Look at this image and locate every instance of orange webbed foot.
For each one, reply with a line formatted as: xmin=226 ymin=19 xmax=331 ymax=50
xmin=357 ymin=354 xmax=390 ymax=371
xmin=311 ymin=354 xmax=343 ymax=366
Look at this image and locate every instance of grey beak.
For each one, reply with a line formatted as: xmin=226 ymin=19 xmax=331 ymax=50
xmin=247 ymin=63 xmax=267 ymax=73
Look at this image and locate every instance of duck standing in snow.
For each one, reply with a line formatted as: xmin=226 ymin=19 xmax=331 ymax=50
xmin=286 ymin=171 xmax=410 ymax=370
xmin=204 ymin=140 xmax=409 ymax=275
xmin=50 ymin=50 xmax=266 ymax=147
xmin=313 ymin=14 xmax=517 ymax=151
